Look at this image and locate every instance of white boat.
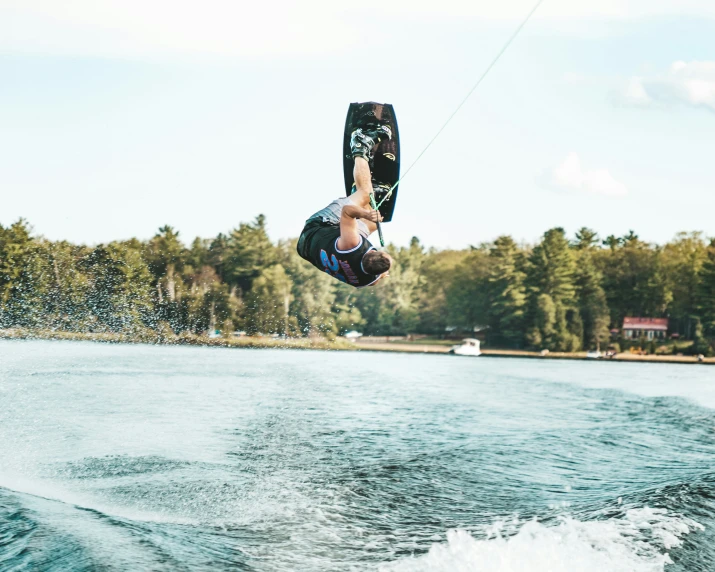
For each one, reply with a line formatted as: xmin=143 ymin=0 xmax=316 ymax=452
xmin=449 ymin=338 xmax=481 ymax=357
xmin=586 ymin=350 xmax=602 ymax=359
xmin=344 ymin=330 xmax=363 ymax=342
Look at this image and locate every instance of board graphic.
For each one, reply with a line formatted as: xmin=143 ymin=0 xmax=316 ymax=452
xmin=343 ymin=102 xmax=401 ymax=222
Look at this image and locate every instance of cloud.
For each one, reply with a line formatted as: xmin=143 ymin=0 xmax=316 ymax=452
xmin=541 ymin=153 xmax=628 ymax=197
xmin=623 ymin=77 xmax=651 ymax=105
xmin=623 ymin=61 xmax=715 ymax=112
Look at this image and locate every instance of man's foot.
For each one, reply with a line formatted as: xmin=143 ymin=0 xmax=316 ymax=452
xmin=371 ymin=124 xmax=392 ymax=142
xmin=350 ymin=128 xmax=377 ymax=161
xmin=350 ymin=125 xmax=392 ymax=161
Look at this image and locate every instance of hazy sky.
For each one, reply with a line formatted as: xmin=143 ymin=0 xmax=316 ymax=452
xmin=1 ymin=0 xmax=714 ymax=249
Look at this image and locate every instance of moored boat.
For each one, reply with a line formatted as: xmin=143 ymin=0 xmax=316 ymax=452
xmin=449 ymin=338 xmax=481 ymax=357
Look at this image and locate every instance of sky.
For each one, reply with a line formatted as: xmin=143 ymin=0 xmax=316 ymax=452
xmin=1 ymin=0 xmax=714 ymax=249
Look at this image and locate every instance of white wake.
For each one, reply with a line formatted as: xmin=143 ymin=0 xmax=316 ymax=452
xmin=380 ymin=508 xmax=703 ymax=572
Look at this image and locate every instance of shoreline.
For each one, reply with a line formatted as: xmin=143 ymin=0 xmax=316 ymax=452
xmin=353 ymin=341 xmax=715 ymax=365
xmin=0 ymin=328 xmax=353 ymax=352
xmin=1 ymin=328 xmax=712 ymax=365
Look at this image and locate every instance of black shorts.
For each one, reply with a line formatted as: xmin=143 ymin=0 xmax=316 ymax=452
xmin=297 ymin=218 xmax=340 ymax=261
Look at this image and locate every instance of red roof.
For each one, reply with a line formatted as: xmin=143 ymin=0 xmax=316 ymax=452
xmin=623 ymin=317 xmax=668 ymax=331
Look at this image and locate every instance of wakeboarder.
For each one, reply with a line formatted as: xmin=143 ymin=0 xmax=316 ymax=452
xmin=296 ymin=126 xmax=393 ymax=287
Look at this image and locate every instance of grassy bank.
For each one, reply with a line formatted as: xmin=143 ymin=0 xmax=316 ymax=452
xmin=0 ymin=328 xmax=354 ymax=351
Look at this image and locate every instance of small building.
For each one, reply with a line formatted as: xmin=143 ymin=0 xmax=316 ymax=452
xmin=622 ymin=317 xmax=668 ymax=340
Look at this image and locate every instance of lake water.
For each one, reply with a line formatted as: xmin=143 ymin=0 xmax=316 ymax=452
xmin=1 ymin=340 xmax=714 ymax=571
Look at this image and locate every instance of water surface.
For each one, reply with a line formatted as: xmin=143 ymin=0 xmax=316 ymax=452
xmin=1 ymin=340 xmax=714 ymax=571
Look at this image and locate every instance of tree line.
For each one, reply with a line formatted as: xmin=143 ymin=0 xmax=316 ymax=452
xmin=1 ymin=218 xmax=714 ymax=354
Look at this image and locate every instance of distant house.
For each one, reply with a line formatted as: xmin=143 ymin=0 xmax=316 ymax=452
xmin=622 ymin=317 xmax=668 ymax=340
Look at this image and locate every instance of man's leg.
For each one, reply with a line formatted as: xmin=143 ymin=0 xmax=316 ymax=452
xmin=349 ymin=124 xmax=391 ymax=209
xmin=351 ymin=156 xmax=373 ymax=209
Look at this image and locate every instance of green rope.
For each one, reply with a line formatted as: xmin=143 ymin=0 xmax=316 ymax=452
xmin=369 ymin=193 xmax=385 ymax=247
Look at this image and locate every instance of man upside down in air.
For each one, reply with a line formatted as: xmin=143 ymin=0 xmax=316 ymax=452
xmin=296 ymin=125 xmax=393 ymax=287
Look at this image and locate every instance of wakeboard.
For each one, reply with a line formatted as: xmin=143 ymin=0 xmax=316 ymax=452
xmin=343 ymin=102 xmax=400 ymax=222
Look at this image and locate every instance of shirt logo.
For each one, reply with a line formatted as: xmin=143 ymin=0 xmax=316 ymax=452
xmin=339 ymin=261 xmax=359 ymax=285
xmin=320 ymin=250 xmax=347 ymax=283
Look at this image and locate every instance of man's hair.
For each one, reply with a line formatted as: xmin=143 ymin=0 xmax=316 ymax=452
xmin=363 ymin=250 xmax=392 ymax=275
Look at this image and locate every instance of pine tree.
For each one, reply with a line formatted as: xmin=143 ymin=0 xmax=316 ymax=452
xmin=0 ymin=220 xmax=34 ymax=306
xmin=698 ymin=240 xmax=715 ymax=337
xmin=186 ymin=237 xmax=211 ymax=274
xmin=602 ymin=235 xmax=622 ymax=251
xmin=226 ymin=215 xmax=277 ymax=293
xmin=145 ymin=225 xmax=186 ymax=302
xmin=662 ymin=232 xmax=708 ymax=338
xmin=487 ymin=236 xmax=527 ymax=347
xmin=574 ymin=227 xmax=599 ymax=250
xmin=574 ymin=250 xmax=610 ymax=350
xmin=526 ymin=228 xmax=579 ymax=351
xmin=208 ymin=233 xmax=230 ymax=282
xmin=529 ymin=228 xmax=576 ymax=305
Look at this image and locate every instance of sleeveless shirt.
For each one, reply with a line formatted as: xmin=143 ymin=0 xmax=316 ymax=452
xmin=301 ymin=224 xmax=381 ymax=288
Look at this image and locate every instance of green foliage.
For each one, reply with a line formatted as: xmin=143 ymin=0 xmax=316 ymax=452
xmin=1 ymin=217 xmax=715 ymax=351
xmin=444 ymin=247 xmax=491 ymax=335
xmin=417 ymin=249 xmax=470 ymax=335
xmin=0 ymin=220 xmax=35 ymax=323
xmin=486 ymin=236 xmax=527 ymax=347
xmin=574 ymin=245 xmax=610 ymax=350
xmin=698 ymin=240 xmax=715 ymax=338
xmin=528 ymin=228 xmax=576 ymax=305
xmin=525 ymin=228 xmax=580 ymax=351
xmin=244 ymin=264 xmax=293 ymax=335
xmin=573 ymin=227 xmax=599 ymax=250
xmin=278 ymin=239 xmax=339 ymax=336
xmin=226 ymin=215 xmax=276 ymax=293
xmin=661 ymin=232 xmax=707 ymax=338
xmin=366 ymin=237 xmax=425 ymax=335
xmin=594 ymin=231 xmax=672 ymax=326
xmin=82 ymin=242 xmax=154 ymax=332
xmin=691 ymin=320 xmax=713 ymax=357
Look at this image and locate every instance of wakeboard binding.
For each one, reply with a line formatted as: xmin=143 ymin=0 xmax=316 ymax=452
xmin=349 ymin=125 xmax=392 ymax=165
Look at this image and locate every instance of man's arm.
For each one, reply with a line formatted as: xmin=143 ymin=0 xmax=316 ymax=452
xmin=337 ymin=204 xmax=381 ymax=251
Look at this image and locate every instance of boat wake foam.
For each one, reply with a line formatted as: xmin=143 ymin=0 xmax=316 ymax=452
xmin=380 ymin=508 xmax=703 ymax=572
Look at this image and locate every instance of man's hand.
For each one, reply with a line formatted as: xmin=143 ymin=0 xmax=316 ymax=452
xmin=343 ymin=204 xmax=383 ymax=223
xmin=361 ymin=208 xmax=383 ymax=223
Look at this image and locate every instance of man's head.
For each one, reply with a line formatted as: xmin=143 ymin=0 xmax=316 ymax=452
xmin=363 ymin=250 xmax=392 ymax=275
